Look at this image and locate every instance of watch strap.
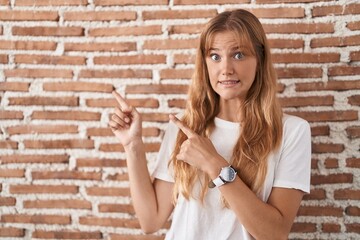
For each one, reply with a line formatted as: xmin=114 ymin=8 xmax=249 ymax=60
xmin=208 ymin=176 xmax=225 ymax=188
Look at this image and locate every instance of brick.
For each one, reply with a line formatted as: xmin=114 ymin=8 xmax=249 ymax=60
xmin=110 ymin=234 xmax=165 ymax=240
xmin=347 ymin=21 xmax=360 ymax=31
xmin=86 ymin=187 xmax=130 ymax=196
xmin=272 ymin=53 xmax=339 ymax=63
xmin=86 ymin=98 xmax=159 ymax=108
xmin=296 ymin=80 xmax=360 ymax=91
xmin=86 ymin=127 xmax=159 ymax=137
xmin=263 ymin=23 xmax=334 ymax=33
xmin=144 ymin=39 xmax=198 ymax=50
xmin=346 ymin=224 xmax=360 ymax=233
xmin=24 ymin=139 xmax=94 ymax=149
xmin=15 ymin=0 xmax=87 ymax=6
xmin=89 ymin=25 xmax=162 ymax=37
xmin=0 ymin=40 xmax=56 ymax=50
xmin=94 ymin=0 xmax=168 ymax=5
xmin=322 ymin=223 xmax=341 ymax=233
xmin=311 ymin=125 xmax=330 ymax=136
xmin=94 ymin=54 xmax=166 ymax=65
xmin=280 ymin=96 xmax=333 ymax=107
xmin=268 ymin=39 xmax=304 ymax=49
xmin=345 ymin=206 xmax=360 ymax=216
xmin=243 ymin=7 xmax=304 ymax=19
xmin=334 ymin=189 xmax=360 ymax=200
xmin=0 ymin=168 xmax=24 ymax=178
xmin=64 ymin=11 xmax=136 ymax=21
xmin=43 ymin=82 xmax=113 ymax=93
xmin=5 ymin=69 xmax=73 ymax=78
xmin=324 ymin=158 xmax=338 ymax=168
xmin=174 ymin=0 xmax=249 ymax=4
xmin=0 ymin=0 xmax=8 ymax=5
xmin=168 ymin=99 xmax=186 ymax=108
xmin=276 ymin=67 xmax=322 ymax=79
xmin=311 ymin=158 xmax=318 ymax=170
xmin=0 ymin=140 xmax=18 ymax=149
xmin=33 ymin=230 xmax=102 ymax=239
xmin=0 ymin=10 xmax=58 ymax=21
xmin=350 ymin=51 xmax=360 ymax=61
xmin=7 ymin=124 xmax=78 ymax=135
xmin=32 ymin=170 xmax=101 ymax=180
xmin=24 ymin=199 xmax=92 ymax=209
xmin=174 ymin=54 xmax=195 ymax=65
xmin=99 ymin=142 xmax=160 ymax=152
xmin=0 ymin=110 xmax=23 ymax=119
xmin=312 ymin=4 xmax=360 ymax=17
xmin=258 ymin=0 xmax=332 ymax=2
xmin=106 ymin=173 xmax=129 ymax=181
xmin=64 ymin=42 xmax=136 ymax=52
xmin=143 ymin=9 xmax=217 ymax=20
xmin=312 ymin=143 xmax=344 ymax=153
xmin=76 ymin=158 xmax=127 ymax=168
xmin=0 ymin=227 xmax=25 ymax=237
xmin=303 ymin=188 xmax=326 ymax=200
xmin=290 ymin=222 xmax=316 ymax=233
xmin=15 ymin=54 xmax=86 ymax=65
xmin=8 ymin=96 xmax=79 ymax=106
xmin=1 ymin=214 xmax=71 ymax=225
xmin=79 ymin=69 xmax=152 ymax=79
xmin=142 ymin=113 xmax=170 ymax=122
xmin=160 ymin=69 xmax=193 ymax=79
xmin=0 ymin=154 xmax=69 ymax=164
xmin=169 ymin=24 xmax=205 ymax=34
xmin=12 ymin=26 xmax=84 ymax=36
xmin=0 ymin=197 xmax=16 ymax=206
xmin=0 ymin=82 xmax=29 ymax=91
xmin=348 ymin=95 xmax=360 ymax=106
xmin=346 ymin=158 xmax=360 ymax=168
xmin=346 ymin=126 xmax=360 ymax=138
xmin=0 ymin=54 xmax=7 ymax=63
xmin=31 ymin=111 xmax=101 ymax=121
xmin=329 ymin=66 xmax=360 ymax=76
xmin=126 ymin=84 xmax=188 ymax=94
xmin=311 ymin=35 xmax=360 ymax=48
xmin=79 ymin=216 xmax=139 ymax=228
xmin=298 ymin=206 xmax=343 ymax=217
xmin=10 ymin=184 xmax=78 ymax=194
xmin=288 ymin=110 xmax=358 ymax=122
xmin=311 ymin=173 xmax=353 ymax=185
xmin=98 ymin=203 xmax=134 ymax=214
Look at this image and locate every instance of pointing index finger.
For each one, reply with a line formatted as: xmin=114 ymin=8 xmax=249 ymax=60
xmin=169 ymin=114 xmax=196 ymax=138
xmin=112 ymin=90 xmax=131 ymax=111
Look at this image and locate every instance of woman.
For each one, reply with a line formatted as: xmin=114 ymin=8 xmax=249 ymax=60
xmin=109 ymin=9 xmax=311 ymax=240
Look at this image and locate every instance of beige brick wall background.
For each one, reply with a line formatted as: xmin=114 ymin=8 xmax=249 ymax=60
xmin=0 ymin=0 xmax=359 ymax=239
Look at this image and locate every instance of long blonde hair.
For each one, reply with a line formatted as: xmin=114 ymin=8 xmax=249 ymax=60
xmin=170 ymin=9 xmax=283 ymax=202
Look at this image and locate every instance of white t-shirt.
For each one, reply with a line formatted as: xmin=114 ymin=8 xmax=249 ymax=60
xmin=151 ymin=114 xmax=311 ymax=240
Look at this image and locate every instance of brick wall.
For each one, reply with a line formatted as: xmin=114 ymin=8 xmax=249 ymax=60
xmin=0 ymin=0 xmax=359 ymax=239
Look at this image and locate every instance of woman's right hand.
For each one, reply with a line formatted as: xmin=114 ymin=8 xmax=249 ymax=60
xmin=109 ymin=90 xmax=142 ymax=147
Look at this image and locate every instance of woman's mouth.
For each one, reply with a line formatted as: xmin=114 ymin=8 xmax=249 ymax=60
xmin=218 ymin=80 xmax=240 ymax=86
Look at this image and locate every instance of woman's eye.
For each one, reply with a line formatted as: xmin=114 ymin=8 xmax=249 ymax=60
xmin=234 ymin=52 xmax=244 ymax=60
xmin=210 ymin=54 xmax=220 ymax=61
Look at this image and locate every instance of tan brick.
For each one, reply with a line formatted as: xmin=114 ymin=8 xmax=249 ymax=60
xmin=33 ymin=230 xmax=102 ymax=239
xmin=0 ymin=140 xmax=18 ymax=149
xmin=86 ymin=187 xmax=130 ymax=196
xmin=272 ymin=53 xmax=339 ymax=63
xmin=174 ymin=54 xmax=195 ymax=65
xmin=0 ymin=111 xmax=23 ymax=119
xmin=329 ymin=66 xmax=360 ymax=76
xmin=0 ymin=54 xmax=7 ymax=63
xmin=296 ymin=80 xmax=360 ymax=91
xmin=311 ymin=173 xmax=353 ymax=185
xmin=8 ymin=96 xmax=79 ymax=106
xmin=347 ymin=21 xmax=360 ymax=31
xmin=312 ymin=4 xmax=360 ymax=17
xmin=350 ymin=51 xmax=360 ymax=61
xmin=322 ymin=223 xmax=341 ymax=233
xmin=174 ymin=0 xmax=249 ymax=4
xmin=0 ymin=168 xmax=24 ymax=178
xmin=94 ymin=0 xmax=168 ymax=6
xmin=0 ymin=40 xmax=56 ymax=50
xmin=64 ymin=11 xmax=136 ymax=21
xmin=43 ymin=82 xmax=113 ymax=93
xmin=24 ymin=139 xmax=94 ymax=149
xmin=169 ymin=24 xmax=205 ymax=34
xmin=311 ymin=125 xmax=330 ymax=136
xmin=86 ymin=98 xmax=159 ymax=108
xmin=0 ymin=197 xmax=16 ymax=206
xmin=32 ymin=170 xmax=101 ymax=181
xmin=298 ymin=206 xmax=343 ymax=217
xmin=348 ymin=95 xmax=360 ymax=106
xmin=143 ymin=39 xmax=198 ymax=50
xmin=280 ymin=96 xmax=333 ymax=107
xmin=15 ymin=54 xmax=86 ymax=65
xmin=160 ymin=69 xmax=193 ymax=80
xmin=79 ymin=69 xmax=152 ymax=79
xmin=0 ymin=0 xmax=8 ymax=5
xmin=242 ymin=7 xmax=304 ymax=19
xmin=79 ymin=216 xmax=139 ymax=228
xmin=12 ymin=26 xmax=84 ymax=36
xmin=0 ymin=154 xmax=69 ymax=164
xmin=64 ymin=42 xmax=136 ymax=52
xmin=98 ymin=203 xmax=134 ymax=214
xmin=94 ymin=54 xmax=166 ymax=65
xmin=263 ymin=23 xmax=334 ymax=33
xmin=99 ymin=142 xmax=160 ymax=152
xmin=346 ymin=158 xmax=360 ymax=168
xmin=0 ymin=82 xmax=29 ymax=91
xmin=5 ymin=69 xmax=73 ymax=78
xmin=10 ymin=184 xmax=78 ymax=194
xmin=0 ymin=227 xmax=25 ymax=237
xmin=346 ymin=126 xmax=360 ymax=139
xmin=76 ymin=158 xmax=127 ymax=168
xmin=168 ymin=99 xmax=186 ymax=108
xmin=110 ymin=234 xmax=165 ymax=240
xmin=15 ymin=0 xmax=88 ymax=6
xmin=257 ymin=0 xmax=332 ymax=2
xmin=0 ymin=10 xmax=58 ymax=21
xmin=269 ymin=39 xmax=304 ymax=49
xmin=311 ymin=35 xmax=360 ymax=48
xmin=290 ymin=223 xmax=316 ymax=233
xmin=106 ymin=173 xmax=129 ymax=181
xmin=303 ymin=188 xmax=326 ymax=200
xmin=126 ymin=84 xmax=188 ymax=94
xmin=1 ymin=214 xmax=71 ymax=225
xmin=31 ymin=111 xmax=101 ymax=121
xmin=143 ymin=9 xmax=217 ymax=20
xmin=24 ymin=199 xmax=92 ymax=209
xmin=288 ymin=110 xmax=358 ymax=122
xmin=7 ymin=124 xmax=78 ymax=135
xmin=86 ymin=127 xmax=159 ymax=137
xmin=89 ymin=25 xmax=162 ymax=37
xmin=312 ymin=143 xmax=344 ymax=153
xmin=334 ymin=189 xmax=360 ymax=200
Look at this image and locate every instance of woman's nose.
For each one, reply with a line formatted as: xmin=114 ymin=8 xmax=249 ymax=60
xmin=221 ymin=58 xmax=234 ymax=76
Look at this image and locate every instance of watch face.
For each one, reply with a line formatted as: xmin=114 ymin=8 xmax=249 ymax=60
xmin=220 ymin=166 xmax=236 ymax=182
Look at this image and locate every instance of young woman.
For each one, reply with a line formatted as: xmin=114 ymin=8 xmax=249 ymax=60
xmin=109 ymin=9 xmax=311 ymax=240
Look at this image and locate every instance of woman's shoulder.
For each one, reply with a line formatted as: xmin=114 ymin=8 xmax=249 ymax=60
xmin=282 ymin=113 xmax=311 ymax=136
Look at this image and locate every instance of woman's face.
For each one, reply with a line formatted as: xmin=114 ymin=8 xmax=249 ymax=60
xmin=205 ymin=31 xmax=257 ymax=103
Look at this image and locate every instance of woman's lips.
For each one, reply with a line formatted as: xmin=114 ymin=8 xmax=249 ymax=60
xmin=218 ymin=80 xmax=240 ymax=85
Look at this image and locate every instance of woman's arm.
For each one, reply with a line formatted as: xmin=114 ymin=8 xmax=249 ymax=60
xmin=110 ymin=91 xmax=174 ymax=233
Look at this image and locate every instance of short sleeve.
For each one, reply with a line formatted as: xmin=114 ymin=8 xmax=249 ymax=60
xmin=273 ymin=116 xmax=312 ymax=193
xmin=150 ymin=120 xmax=179 ymax=183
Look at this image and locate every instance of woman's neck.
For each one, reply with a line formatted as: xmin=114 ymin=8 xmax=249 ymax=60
xmin=217 ymin=98 xmax=243 ymax=122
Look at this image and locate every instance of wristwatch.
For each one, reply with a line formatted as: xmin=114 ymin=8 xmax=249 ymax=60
xmin=208 ymin=165 xmax=237 ymax=188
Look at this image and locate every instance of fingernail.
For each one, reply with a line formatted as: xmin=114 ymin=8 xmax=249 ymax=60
xmin=125 ymin=117 xmax=130 ymax=123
